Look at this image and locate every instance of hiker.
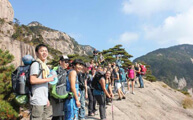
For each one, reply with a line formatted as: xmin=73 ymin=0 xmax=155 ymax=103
xmin=99 ymin=53 xmax=105 ymax=65
xmin=88 ymin=60 xmax=95 ymax=71
xmin=78 ymin=62 xmax=89 ymax=120
xmin=116 ymin=55 xmax=122 ymax=68
xmin=64 ymin=59 xmax=82 ymax=120
xmin=128 ymin=65 xmax=136 ymax=94
xmin=114 ymin=67 xmax=126 ymax=100
xmin=105 ymin=70 xmax=114 ymax=105
xmin=87 ymin=68 xmax=97 ymax=116
xmin=93 ymin=71 xmax=112 ymax=120
xmin=135 ymin=63 xmax=144 ymax=88
xmin=50 ymin=55 xmax=69 ymax=120
xmin=103 ymin=67 xmax=107 ymax=73
xmin=139 ymin=63 xmax=145 ymax=88
xmin=111 ymin=62 xmax=117 ymax=91
xmin=119 ymin=68 xmax=127 ymax=94
xmin=93 ymin=48 xmax=98 ymax=63
xmin=107 ymin=63 xmax=113 ymax=72
xmin=97 ymin=65 xmax=103 ymax=72
xmin=30 ymin=44 xmax=55 ymax=120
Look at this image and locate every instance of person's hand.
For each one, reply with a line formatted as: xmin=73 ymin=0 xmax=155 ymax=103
xmin=47 ymin=100 xmax=50 ymax=107
xmin=111 ymin=94 xmax=114 ymax=98
xmin=108 ymin=95 xmax=112 ymax=98
xmin=47 ymin=75 xmax=56 ymax=82
xmin=76 ymin=100 xmax=81 ymax=108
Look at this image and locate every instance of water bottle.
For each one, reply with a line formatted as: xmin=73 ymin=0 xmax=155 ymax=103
xmin=19 ymin=72 xmax=26 ymax=94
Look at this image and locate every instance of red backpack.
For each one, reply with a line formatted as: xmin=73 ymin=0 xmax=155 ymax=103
xmin=140 ymin=65 xmax=147 ymax=75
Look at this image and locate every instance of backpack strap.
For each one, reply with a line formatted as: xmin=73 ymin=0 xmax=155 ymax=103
xmin=29 ymin=61 xmax=43 ymax=97
xmin=31 ymin=61 xmax=43 ymax=78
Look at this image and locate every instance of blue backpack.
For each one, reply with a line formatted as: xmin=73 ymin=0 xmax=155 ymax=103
xmin=119 ymin=68 xmax=126 ymax=82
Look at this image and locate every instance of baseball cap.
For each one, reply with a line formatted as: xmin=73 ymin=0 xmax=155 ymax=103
xmin=59 ymin=55 xmax=69 ymax=61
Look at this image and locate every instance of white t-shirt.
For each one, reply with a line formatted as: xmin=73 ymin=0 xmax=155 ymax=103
xmin=30 ymin=62 xmax=48 ymax=105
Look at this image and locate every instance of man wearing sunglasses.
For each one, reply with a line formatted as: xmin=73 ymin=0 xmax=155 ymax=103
xmin=51 ymin=55 xmax=69 ymax=120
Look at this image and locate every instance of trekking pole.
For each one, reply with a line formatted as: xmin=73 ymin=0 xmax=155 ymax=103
xmin=112 ymin=98 xmax=114 ymax=120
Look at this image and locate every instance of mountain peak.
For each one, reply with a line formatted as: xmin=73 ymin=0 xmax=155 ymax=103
xmin=28 ymin=21 xmax=43 ymax=27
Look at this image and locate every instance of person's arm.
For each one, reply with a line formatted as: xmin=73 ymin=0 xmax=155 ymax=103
xmin=69 ymin=70 xmax=81 ymax=107
xmin=30 ymin=75 xmax=55 ymax=84
xmin=30 ymin=62 xmax=54 ymax=84
xmin=108 ymin=82 xmax=114 ymax=97
xmin=85 ymin=78 xmax=88 ymax=99
xmin=99 ymin=78 xmax=111 ymax=98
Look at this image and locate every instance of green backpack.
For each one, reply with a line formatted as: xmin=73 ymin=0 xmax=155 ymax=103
xmin=50 ymin=66 xmax=73 ymax=100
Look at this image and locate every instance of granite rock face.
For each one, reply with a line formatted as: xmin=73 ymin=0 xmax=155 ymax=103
xmin=0 ymin=0 xmax=14 ymax=22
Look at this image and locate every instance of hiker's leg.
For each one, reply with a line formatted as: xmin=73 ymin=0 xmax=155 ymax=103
xmin=43 ymin=105 xmax=52 ymax=120
xmin=79 ymin=90 xmax=85 ymax=119
xmin=141 ymin=75 xmax=144 ymax=87
xmin=138 ymin=75 xmax=142 ymax=87
xmin=88 ymin=88 xmax=93 ymax=115
xmin=120 ymin=89 xmax=125 ymax=98
xmin=127 ymin=80 xmax=130 ymax=90
xmin=92 ymin=89 xmax=97 ymax=112
xmin=95 ymin=95 xmax=106 ymax=119
xmin=30 ymin=105 xmax=44 ymax=120
xmin=117 ymin=88 xmax=122 ymax=98
xmin=132 ymin=81 xmax=134 ymax=93
xmin=139 ymin=75 xmax=144 ymax=88
xmin=122 ymin=82 xmax=125 ymax=94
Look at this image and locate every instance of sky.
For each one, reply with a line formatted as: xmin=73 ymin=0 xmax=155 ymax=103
xmin=9 ymin=0 xmax=193 ymax=61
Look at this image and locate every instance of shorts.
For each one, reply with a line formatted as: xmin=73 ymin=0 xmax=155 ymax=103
xmin=130 ymin=79 xmax=134 ymax=81
xmin=115 ymin=82 xmax=121 ymax=89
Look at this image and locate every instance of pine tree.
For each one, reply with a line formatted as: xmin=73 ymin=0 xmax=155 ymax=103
xmin=101 ymin=44 xmax=133 ymax=68
xmin=0 ymin=49 xmax=18 ymax=119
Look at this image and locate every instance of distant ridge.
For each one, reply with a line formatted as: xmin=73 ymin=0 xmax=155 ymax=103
xmin=134 ymin=44 xmax=193 ymax=90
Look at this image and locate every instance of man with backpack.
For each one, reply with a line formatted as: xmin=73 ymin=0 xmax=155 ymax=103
xmin=50 ymin=55 xmax=69 ymax=120
xmin=30 ymin=44 xmax=55 ymax=120
xmin=78 ymin=62 xmax=89 ymax=120
xmin=136 ymin=63 xmax=144 ymax=88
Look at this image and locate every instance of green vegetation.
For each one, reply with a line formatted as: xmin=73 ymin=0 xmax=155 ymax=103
xmin=134 ymin=44 xmax=193 ymax=88
xmin=0 ymin=18 xmax=5 ymax=25
xmin=182 ymin=97 xmax=193 ymax=109
xmin=177 ymin=89 xmax=190 ymax=96
xmin=0 ymin=49 xmax=18 ymax=119
xmin=162 ymin=84 xmax=168 ymax=88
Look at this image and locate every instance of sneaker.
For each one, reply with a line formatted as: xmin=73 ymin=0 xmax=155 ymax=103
xmin=132 ymin=92 xmax=135 ymax=94
xmin=88 ymin=113 xmax=94 ymax=116
xmin=122 ymin=96 xmax=126 ymax=99
xmin=117 ymin=98 xmax=122 ymax=101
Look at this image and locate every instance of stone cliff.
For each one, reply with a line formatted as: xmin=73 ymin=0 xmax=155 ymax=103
xmin=0 ymin=0 xmax=14 ymax=22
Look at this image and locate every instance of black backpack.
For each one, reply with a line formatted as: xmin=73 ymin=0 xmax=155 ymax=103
xmin=78 ymin=72 xmax=86 ymax=90
xmin=91 ymin=71 xmax=105 ymax=91
xmin=11 ymin=61 xmax=42 ymax=95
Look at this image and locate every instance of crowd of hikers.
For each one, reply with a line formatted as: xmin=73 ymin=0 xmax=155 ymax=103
xmin=12 ymin=44 xmax=146 ymax=120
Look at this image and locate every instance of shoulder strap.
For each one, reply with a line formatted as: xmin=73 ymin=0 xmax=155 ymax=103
xmin=31 ymin=61 xmax=43 ymax=78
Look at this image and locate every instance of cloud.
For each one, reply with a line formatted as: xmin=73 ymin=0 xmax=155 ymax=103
xmin=122 ymin=0 xmax=193 ymax=16
xmin=144 ymin=8 xmax=193 ymax=45
xmin=109 ymin=32 xmax=139 ymax=46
